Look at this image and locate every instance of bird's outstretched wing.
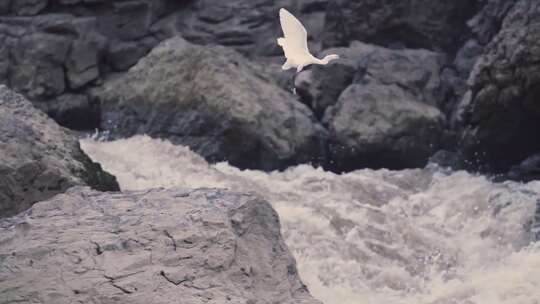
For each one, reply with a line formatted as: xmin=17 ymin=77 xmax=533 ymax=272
xmin=279 ymin=8 xmax=309 ymax=52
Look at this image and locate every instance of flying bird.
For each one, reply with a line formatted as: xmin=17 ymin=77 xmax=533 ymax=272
xmin=277 ymin=8 xmax=339 ymax=73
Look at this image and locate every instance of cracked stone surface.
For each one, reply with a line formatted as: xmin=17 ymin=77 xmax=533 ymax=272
xmin=0 ymin=187 xmax=320 ymax=304
xmin=0 ymin=85 xmax=119 ymax=218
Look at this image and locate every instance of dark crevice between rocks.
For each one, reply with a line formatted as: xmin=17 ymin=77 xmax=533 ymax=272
xmin=160 ymin=270 xmax=191 ymax=287
xmin=74 ymin=147 xmax=120 ymax=192
xmin=104 ymin=275 xmax=134 ymax=294
xmin=163 ymin=230 xmax=177 ymax=252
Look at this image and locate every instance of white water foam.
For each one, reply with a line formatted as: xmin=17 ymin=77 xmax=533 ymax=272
xmin=81 ymin=135 xmax=540 ymax=304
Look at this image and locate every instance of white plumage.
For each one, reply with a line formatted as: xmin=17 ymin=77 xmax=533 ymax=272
xmin=277 ymin=8 xmax=339 ymax=73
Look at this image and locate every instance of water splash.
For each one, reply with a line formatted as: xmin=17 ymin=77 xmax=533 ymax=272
xmin=81 ymin=135 xmax=540 ymax=304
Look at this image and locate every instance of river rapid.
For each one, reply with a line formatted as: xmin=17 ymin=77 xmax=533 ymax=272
xmin=81 ymin=135 xmax=540 ymax=304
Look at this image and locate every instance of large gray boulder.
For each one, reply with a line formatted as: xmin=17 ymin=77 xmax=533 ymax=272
xmin=296 ymin=42 xmax=447 ymax=171
xmin=322 ymin=0 xmax=476 ymax=52
xmin=0 ymin=187 xmax=320 ymax=304
xmin=297 ymin=41 xmax=447 ymax=118
xmin=459 ymin=0 xmax=540 ymax=172
xmin=0 ymin=85 xmax=119 ymax=218
xmin=324 ymin=83 xmax=445 ymax=171
xmin=96 ymin=37 xmax=327 ymax=171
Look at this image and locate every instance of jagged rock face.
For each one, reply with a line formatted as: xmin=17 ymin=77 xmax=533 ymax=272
xmin=0 ymin=85 xmax=118 ymax=218
xmin=322 ymin=0 xmax=478 ymax=52
xmin=0 ymin=187 xmax=320 ymax=304
xmin=296 ymin=42 xmax=447 ymax=171
xmin=459 ymin=0 xmax=540 ymax=172
xmin=0 ymin=0 xmax=329 ymax=130
xmin=96 ymin=37 xmax=327 ymax=171
xmin=467 ymin=0 xmax=518 ymax=45
xmin=0 ymin=1 xmax=182 ymax=129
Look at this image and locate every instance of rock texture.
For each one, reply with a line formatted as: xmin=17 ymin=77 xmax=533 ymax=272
xmin=324 ymin=83 xmax=445 ymax=171
xmin=3 ymin=0 xmax=540 ymax=177
xmin=0 ymin=1 xmax=329 ymax=130
xmin=96 ymin=37 xmax=326 ymax=171
xmin=298 ymin=41 xmax=447 ymax=118
xmin=459 ymin=0 xmax=540 ymax=172
xmin=322 ymin=0 xmax=478 ymax=52
xmin=0 ymin=1 xmax=182 ymax=129
xmin=0 ymin=187 xmax=320 ymax=304
xmin=0 ymin=85 xmax=118 ymax=218
xmin=302 ymin=42 xmax=447 ymax=170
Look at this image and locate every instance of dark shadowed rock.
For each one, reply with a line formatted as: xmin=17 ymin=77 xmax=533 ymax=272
xmin=323 ymin=0 xmax=477 ymax=52
xmin=460 ymin=0 xmax=540 ymax=172
xmin=0 ymin=85 xmax=118 ymax=218
xmin=0 ymin=187 xmax=321 ymax=304
xmin=65 ymin=31 xmax=106 ymax=89
xmin=97 ymin=37 xmax=327 ymax=171
xmin=34 ymin=93 xmax=101 ymax=130
xmin=507 ymin=154 xmax=540 ymax=183
xmin=324 ymin=83 xmax=445 ymax=171
xmin=9 ymin=32 xmax=71 ymax=98
xmin=468 ymin=0 xmax=517 ymax=45
xmin=11 ymin=0 xmax=48 ymax=16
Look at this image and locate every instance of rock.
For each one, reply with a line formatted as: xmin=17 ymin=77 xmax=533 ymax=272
xmin=324 ymin=83 xmax=445 ymax=171
xmin=66 ymin=31 xmax=106 ymax=89
xmin=468 ymin=0 xmax=517 ymax=45
xmin=0 ymin=34 xmax=8 ymax=83
xmin=441 ymin=39 xmax=484 ymax=119
xmin=295 ymin=47 xmax=358 ymax=119
xmin=300 ymin=41 xmax=446 ymax=119
xmin=0 ymin=187 xmax=321 ymax=304
xmin=97 ymin=37 xmax=327 ymax=171
xmin=0 ymin=1 xmax=11 ymax=14
xmin=34 ymin=93 xmax=100 ymax=130
xmin=460 ymin=0 xmax=540 ymax=172
xmin=106 ymin=40 xmax=150 ymax=71
xmin=178 ymin=1 xmax=329 ymax=57
xmin=428 ymin=150 xmax=464 ymax=170
xmin=11 ymin=0 xmax=48 ymax=16
xmin=533 ymin=200 xmax=540 ymax=241
xmin=506 ymin=154 xmax=540 ymax=183
xmin=0 ymin=85 xmax=118 ymax=218
xmin=322 ymin=0 xmax=476 ymax=52
xmin=9 ymin=32 xmax=72 ymax=98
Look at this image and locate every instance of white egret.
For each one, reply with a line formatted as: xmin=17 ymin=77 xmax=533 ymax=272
xmin=277 ymin=8 xmax=339 ymax=73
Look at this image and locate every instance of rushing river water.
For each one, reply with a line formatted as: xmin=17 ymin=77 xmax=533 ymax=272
xmin=81 ymin=135 xmax=540 ymax=304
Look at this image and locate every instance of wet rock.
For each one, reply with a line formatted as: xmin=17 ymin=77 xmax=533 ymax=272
xmin=0 ymin=1 xmax=10 ymax=14
xmin=0 ymin=187 xmax=321 ymax=304
xmin=97 ymin=37 xmax=327 ymax=171
xmin=441 ymin=39 xmax=484 ymax=120
xmin=324 ymin=83 xmax=445 ymax=171
xmin=507 ymin=154 xmax=540 ymax=183
xmin=323 ymin=0 xmax=477 ymax=52
xmin=0 ymin=85 xmax=118 ymax=218
xmin=460 ymin=0 xmax=540 ymax=172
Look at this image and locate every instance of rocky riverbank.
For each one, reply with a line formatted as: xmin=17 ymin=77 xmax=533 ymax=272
xmin=1 ymin=0 xmax=539 ymax=176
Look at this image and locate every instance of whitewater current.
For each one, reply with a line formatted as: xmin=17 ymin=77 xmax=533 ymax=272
xmin=81 ymin=135 xmax=540 ymax=304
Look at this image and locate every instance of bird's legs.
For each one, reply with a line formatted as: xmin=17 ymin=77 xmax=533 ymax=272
xmin=291 ymin=71 xmax=296 ymax=95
